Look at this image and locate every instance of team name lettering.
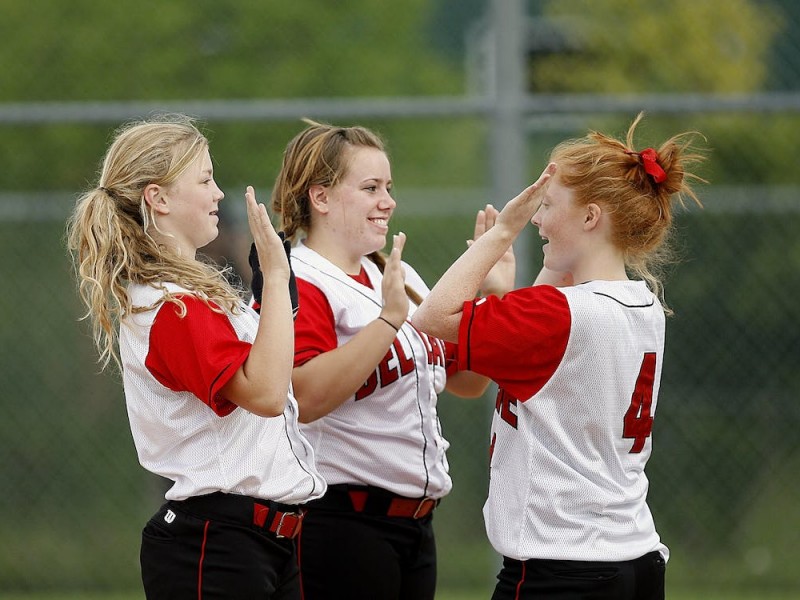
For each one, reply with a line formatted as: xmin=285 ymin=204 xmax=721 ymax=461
xmin=354 ymin=333 xmax=447 ymax=401
xmin=418 ymin=331 xmax=447 ymax=369
xmin=355 ymin=338 xmax=415 ymax=400
xmin=494 ymin=388 xmax=519 ymax=429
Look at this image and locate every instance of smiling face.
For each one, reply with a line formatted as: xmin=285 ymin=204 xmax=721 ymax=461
xmin=309 ymin=145 xmax=395 ymax=271
xmin=154 ymin=147 xmax=224 ymax=257
xmin=531 ymin=176 xmax=588 ymax=274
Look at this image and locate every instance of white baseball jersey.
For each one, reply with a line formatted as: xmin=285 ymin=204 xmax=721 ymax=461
xmin=291 ymin=241 xmax=453 ymax=499
xmin=458 ymin=280 xmax=669 ymax=562
xmin=119 ymin=281 xmax=326 ymax=504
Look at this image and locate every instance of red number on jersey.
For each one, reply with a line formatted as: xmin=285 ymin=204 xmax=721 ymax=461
xmin=494 ymin=388 xmax=518 ymax=429
xmin=622 ymin=352 xmax=657 ymax=453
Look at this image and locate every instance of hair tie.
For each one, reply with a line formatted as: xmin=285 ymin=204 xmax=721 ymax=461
xmin=625 ymin=148 xmax=667 ymax=183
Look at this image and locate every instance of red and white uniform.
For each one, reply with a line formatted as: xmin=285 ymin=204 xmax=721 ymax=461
xmin=119 ymin=282 xmax=326 ymax=504
xmin=458 ymin=280 xmax=669 ymax=562
xmin=291 ymin=241 xmax=456 ymax=499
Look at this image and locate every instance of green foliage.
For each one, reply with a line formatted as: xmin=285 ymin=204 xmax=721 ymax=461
xmin=524 ymin=0 xmax=799 ymax=187
xmin=2 ymin=1 xmax=799 ymax=595
xmin=1 ymin=0 xmax=462 ymax=102
xmin=1 ymin=1 xmax=486 ymax=192
xmin=534 ymin=0 xmax=781 ymax=93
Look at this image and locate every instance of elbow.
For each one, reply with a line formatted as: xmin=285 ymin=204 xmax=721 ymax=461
xmin=248 ymin=395 xmax=287 ymax=418
xmin=452 ymin=387 xmax=487 ymax=399
xmin=413 ymin=314 xmax=454 ymax=342
xmin=410 ymin=309 xmax=436 ymax=336
xmin=446 ymin=374 xmax=491 ymax=398
xmin=293 ymin=391 xmax=329 ymax=424
xmin=413 ymin=305 xmax=460 ymax=341
xmin=298 ymin=409 xmax=320 ymax=424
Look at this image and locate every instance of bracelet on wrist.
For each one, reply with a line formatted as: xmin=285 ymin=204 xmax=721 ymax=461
xmin=377 ymin=316 xmax=399 ymax=332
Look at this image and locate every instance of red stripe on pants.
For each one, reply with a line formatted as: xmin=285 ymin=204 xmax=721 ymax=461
xmin=198 ymin=520 xmax=211 ymax=599
xmin=515 ymin=561 xmax=526 ymax=600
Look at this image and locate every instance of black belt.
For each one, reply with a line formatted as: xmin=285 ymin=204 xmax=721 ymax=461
xmin=172 ymin=491 xmax=305 ymax=539
xmin=305 ymin=484 xmax=439 ymax=519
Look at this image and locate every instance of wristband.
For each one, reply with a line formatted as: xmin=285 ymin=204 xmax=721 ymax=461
xmin=377 ymin=316 xmax=399 ymax=332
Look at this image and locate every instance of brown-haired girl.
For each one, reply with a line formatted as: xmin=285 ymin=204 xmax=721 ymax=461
xmin=259 ymin=120 xmax=508 ymax=599
xmin=412 ymin=113 xmax=705 ymax=600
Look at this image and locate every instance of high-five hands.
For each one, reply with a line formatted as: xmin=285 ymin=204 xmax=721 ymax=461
xmin=495 ymin=163 xmax=557 ymax=235
xmin=379 ymin=232 xmax=409 ymax=331
xmin=245 ymin=186 xmax=299 ymax=317
xmin=472 ymin=204 xmax=515 ymax=297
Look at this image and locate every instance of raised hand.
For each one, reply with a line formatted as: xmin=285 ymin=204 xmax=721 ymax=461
xmin=249 ymin=232 xmax=299 ymax=316
xmin=495 ymin=163 xmax=557 ymax=235
xmin=473 ymin=204 xmax=515 ymax=297
xmin=245 ymin=186 xmax=290 ymax=293
xmin=379 ymin=232 xmax=409 ymax=330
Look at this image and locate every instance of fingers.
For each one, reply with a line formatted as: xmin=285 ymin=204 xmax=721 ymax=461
xmin=512 ymin=163 xmax=557 ymax=203
xmin=246 ymin=186 xmax=288 ymax=277
xmin=484 ymin=204 xmax=498 ymax=229
xmin=473 ymin=208 xmax=486 ymax=239
xmin=473 ymin=204 xmax=500 ymax=242
xmin=245 ymin=185 xmax=276 ymax=236
xmin=391 ymin=231 xmax=406 ymax=257
xmin=385 ymin=232 xmax=407 ymax=283
xmin=381 ymin=232 xmax=410 ymax=323
xmin=245 ymin=185 xmax=263 ymax=225
xmin=526 ymin=163 xmax=557 ymax=195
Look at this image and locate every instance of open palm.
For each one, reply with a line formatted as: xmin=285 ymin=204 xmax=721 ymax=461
xmin=473 ymin=204 xmax=516 ymax=297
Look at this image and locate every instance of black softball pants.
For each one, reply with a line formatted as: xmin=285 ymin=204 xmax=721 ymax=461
xmin=297 ymin=487 xmax=438 ymax=600
xmin=491 ymin=551 xmax=666 ymax=600
xmin=140 ymin=492 xmax=302 ymax=600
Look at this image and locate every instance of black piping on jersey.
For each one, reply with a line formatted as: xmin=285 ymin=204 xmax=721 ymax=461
xmin=208 ymin=363 xmax=233 ymax=409
xmin=292 ymin=254 xmax=434 ymax=497
xmin=464 ymin=300 xmax=479 ymax=372
xmin=592 ymin=291 xmax=655 ymax=309
xmin=281 ymin=411 xmax=320 ymax=496
xmin=397 ymin=322 xmax=430 ymax=497
xmin=211 ymin=358 xmax=318 ymax=496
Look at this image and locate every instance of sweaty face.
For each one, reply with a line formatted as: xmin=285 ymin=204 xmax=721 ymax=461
xmin=324 ymin=146 xmax=395 ymax=260
xmin=160 ymin=148 xmax=224 ymax=257
xmin=531 ymin=176 xmax=586 ymax=274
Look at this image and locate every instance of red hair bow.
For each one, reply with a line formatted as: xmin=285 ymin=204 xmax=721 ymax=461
xmin=629 ymin=148 xmax=667 ymax=183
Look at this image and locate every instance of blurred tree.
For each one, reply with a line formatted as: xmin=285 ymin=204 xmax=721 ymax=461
xmin=526 ymin=0 xmax=800 ymax=187
xmin=1 ymin=0 xmax=465 ymax=101
xmin=0 ymin=0 xmax=488 ymax=191
xmin=532 ymin=0 xmax=779 ymax=93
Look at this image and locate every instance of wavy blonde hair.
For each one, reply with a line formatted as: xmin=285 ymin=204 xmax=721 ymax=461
xmin=66 ymin=114 xmax=241 ymax=371
xmin=550 ymin=112 xmax=706 ymax=308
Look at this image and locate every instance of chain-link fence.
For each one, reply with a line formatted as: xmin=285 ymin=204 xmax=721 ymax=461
xmin=2 ymin=0 xmax=799 ymax=597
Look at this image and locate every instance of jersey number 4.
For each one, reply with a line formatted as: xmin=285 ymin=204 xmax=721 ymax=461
xmin=622 ymin=352 xmax=656 ymax=453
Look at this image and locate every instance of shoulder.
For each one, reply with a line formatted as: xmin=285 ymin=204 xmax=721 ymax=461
xmin=569 ymin=280 xmax=658 ymax=309
xmin=290 ymin=241 xmax=321 ymax=271
xmin=503 ymin=283 xmax=569 ymax=307
xmin=296 ymin=277 xmax=329 ymax=304
xmin=129 ymin=281 xmax=195 ymax=302
xmin=469 ymin=284 xmax=571 ymax=334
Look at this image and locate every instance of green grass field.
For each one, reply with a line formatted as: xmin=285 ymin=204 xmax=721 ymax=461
xmin=2 ymin=590 xmax=798 ymax=600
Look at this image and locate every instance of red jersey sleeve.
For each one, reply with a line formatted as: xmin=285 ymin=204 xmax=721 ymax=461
xmin=457 ymin=285 xmax=571 ymax=401
xmin=145 ymin=295 xmax=251 ymax=416
xmin=443 ymin=340 xmax=459 ymax=377
xmin=293 ymin=278 xmax=338 ymax=367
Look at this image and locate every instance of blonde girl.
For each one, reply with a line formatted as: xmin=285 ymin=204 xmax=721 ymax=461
xmin=67 ymin=114 xmax=324 ymax=599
